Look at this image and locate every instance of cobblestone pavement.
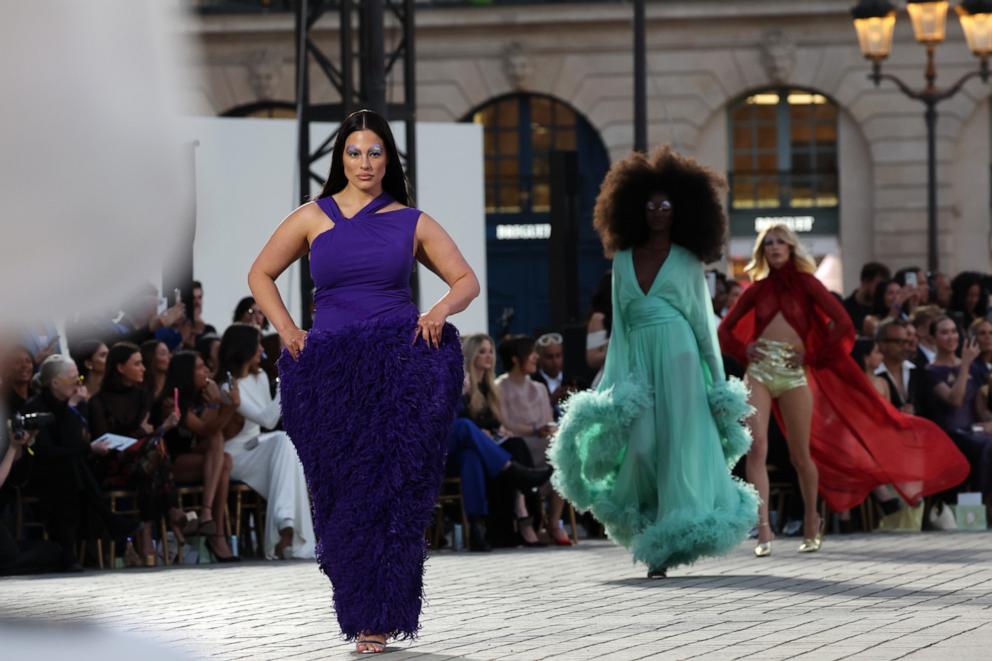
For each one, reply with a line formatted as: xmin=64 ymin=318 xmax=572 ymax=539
xmin=2 ymin=532 xmax=992 ymax=660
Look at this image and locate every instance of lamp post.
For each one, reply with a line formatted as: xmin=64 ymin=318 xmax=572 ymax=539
xmin=851 ymin=0 xmax=992 ymax=272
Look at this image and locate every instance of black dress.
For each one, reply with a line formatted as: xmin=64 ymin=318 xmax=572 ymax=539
xmin=90 ymin=385 xmax=177 ymax=521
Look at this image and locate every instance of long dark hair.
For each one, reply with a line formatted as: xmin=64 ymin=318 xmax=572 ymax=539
xmin=140 ymin=339 xmax=165 ymax=391
xmin=103 ymin=342 xmax=141 ymax=392
xmin=158 ymin=351 xmax=203 ymax=421
xmin=70 ymin=339 xmax=104 ymax=380
xmin=317 ymin=109 xmax=411 ymax=205
xmin=217 ymin=323 xmax=261 ymax=385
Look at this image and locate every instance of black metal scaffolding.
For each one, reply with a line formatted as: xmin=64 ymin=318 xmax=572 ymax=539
xmin=294 ymin=0 xmax=417 ymax=327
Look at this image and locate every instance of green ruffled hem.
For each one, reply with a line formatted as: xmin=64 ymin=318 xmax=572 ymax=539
xmin=589 ymin=478 xmax=758 ymax=569
xmin=548 ymin=377 xmax=652 ymax=511
xmin=708 ymin=377 xmax=754 ymax=469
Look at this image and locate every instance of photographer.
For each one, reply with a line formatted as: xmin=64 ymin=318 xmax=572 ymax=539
xmin=0 ymin=347 xmax=63 ymax=574
xmin=23 ymin=354 xmax=137 ymax=570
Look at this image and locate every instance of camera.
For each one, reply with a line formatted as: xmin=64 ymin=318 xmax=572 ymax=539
xmin=10 ymin=411 xmax=55 ymax=435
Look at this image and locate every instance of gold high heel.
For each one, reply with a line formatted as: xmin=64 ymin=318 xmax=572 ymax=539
xmin=753 ymin=522 xmax=773 ymax=557
xmin=798 ymin=517 xmax=825 ymax=553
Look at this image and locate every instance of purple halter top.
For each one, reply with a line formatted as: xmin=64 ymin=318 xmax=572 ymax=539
xmin=310 ymin=191 xmax=421 ymax=333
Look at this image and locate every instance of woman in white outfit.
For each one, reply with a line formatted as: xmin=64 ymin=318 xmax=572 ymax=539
xmin=218 ymin=323 xmax=315 ymax=560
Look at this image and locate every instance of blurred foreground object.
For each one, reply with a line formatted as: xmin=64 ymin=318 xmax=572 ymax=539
xmin=0 ymin=1 xmax=194 ymax=324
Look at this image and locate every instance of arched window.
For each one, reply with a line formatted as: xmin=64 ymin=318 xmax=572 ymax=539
xmin=727 ymin=88 xmax=840 ymax=272
xmin=730 ymin=89 xmax=838 ymax=210
xmin=465 ymin=94 xmax=609 ymax=339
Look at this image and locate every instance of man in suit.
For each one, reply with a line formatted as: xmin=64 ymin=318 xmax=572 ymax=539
xmin=532 ymin=333 xmax=569 ymax=418
xmin=874 ymin=318 xmax=923 ymax=414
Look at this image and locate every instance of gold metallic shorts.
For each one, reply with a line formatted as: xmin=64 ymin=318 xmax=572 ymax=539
xmin=746 ymin=339 xmax=808 ymax=399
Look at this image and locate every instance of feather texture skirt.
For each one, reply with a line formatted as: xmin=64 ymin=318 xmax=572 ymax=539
xmin=278 ymin=313 xmax=463 ymax=641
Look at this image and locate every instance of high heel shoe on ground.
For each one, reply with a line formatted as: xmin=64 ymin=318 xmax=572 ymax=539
xmin=647 ymin=566 xmax=667 ymax=579
xmin=753 ymin=521 xmax=774 ymax=557
xmin=798 ymin=518 xmax=825 ymax=553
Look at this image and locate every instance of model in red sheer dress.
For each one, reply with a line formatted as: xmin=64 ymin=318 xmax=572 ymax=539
xmin=719 ymin=224 xmax=969 ymax=558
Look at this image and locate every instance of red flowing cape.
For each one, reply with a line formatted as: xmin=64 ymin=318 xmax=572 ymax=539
xmin=720 ymin=265 xmax=969 ymax=512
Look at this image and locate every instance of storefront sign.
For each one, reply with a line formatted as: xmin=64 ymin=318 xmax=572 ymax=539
xmin=495 ymin=223 xmax=552 ymax=240
xmin=755 ymin=215 xmax=815 ymax=232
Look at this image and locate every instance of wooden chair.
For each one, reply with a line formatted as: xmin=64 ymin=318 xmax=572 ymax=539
xmin=104 ymin=489 xmax=171 ymax=568
xmin=431 ymin=477 xmax=470 ymax=550
xmin=229 ymin=481 xmax=266 ymax=558
xmin=14 ymin=488 xmax=46 ymax=542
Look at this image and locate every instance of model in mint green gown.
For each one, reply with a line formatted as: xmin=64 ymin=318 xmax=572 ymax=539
xmin=549 ymin=244 xmax=758 ymax=570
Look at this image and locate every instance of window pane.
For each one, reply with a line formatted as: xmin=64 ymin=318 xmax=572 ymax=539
xmin=757 ymin=152 xmax=777 ymax=172
xmin=733 ymin=125 xmax=753 ymax=150
xmin=531 ymin=96 xmax=552 ymax=127
xmin=555 ymin=129 xmax=576 ymax=151
xmin=532 ymin=125 xmax=551 ymax=152
xmin=791 ymin=120 xmax=813 ymax=143
xmin=815 ymin=122 xmax=837 ymax=142
xmin=553 ymin=102 xmax=576 ymax=126
xmin=532 ymin=181 xmax=550 ymax=212
xmin=498 ymin=130 xmax=517 ymax=155
xmin=498 ymin=99 xmax=518 ymax=128
xmin=733 ymin=154 xmax=754 ymax=172
xmin=484 ymin=130 xmax=496 ymax=154
xmin=757 ymin=125 xmax=777 ymax=150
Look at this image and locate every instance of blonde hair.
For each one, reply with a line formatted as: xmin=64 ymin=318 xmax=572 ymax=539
xmin=745 ymin=224 xmax=817 ymax=281
xmin=461 ymin=333 xmax=502 ymax=423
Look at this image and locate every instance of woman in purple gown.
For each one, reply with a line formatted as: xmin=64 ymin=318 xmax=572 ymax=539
xmin=248 ymin=109 xmax=479 ymax=654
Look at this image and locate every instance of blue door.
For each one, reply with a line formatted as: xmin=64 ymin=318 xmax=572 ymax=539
xmin=467 ymin=94 xmax=610 ymax=339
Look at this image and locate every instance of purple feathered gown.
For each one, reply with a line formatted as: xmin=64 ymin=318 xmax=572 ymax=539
xmin=277 ymin=192 xmax=463 ymax=641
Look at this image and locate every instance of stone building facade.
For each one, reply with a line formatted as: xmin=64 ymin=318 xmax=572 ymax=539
xmin=183 ymin=0 xmax=992 ymax=296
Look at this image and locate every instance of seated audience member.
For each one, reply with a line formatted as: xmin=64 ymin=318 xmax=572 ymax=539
xmin=531 ymin=332 xmax=572 ymax=414
xmin=931 ymin=271 xmax=953 ymax=309
xmin=196 ymin=333 xmax=222 ymax=379
xmin=972 ymin=319 xmax=992 ymax=385
xmin=872 ymin=279 xmax=908 ymax=322
xmin=190 ymin=281 xmax=218 ymax=342
xmin=926 ymin=316 xmax=992 ymax=515
xmin=895 ymin=266 xmax=930 ymax=307
xmin=496 ymin=335 xmax=572 ymax=546
xmin=949 ymin=271 xmax=989 ymax=329
xmin=106 ymin=284 xmax=185 ymax=347
xmin=233 ymin=296 xmax=269 ymax=331
xmin=90 ymin=342 xmax=189 ymax=565
xmin=217 ymin=324 xmax=315 ymax=560
xmin=3 ymin=345 xmax=36 ymax=414
xmin=141 ymin=339 xmax=171 ymax=401
xmin=875 ymin=318 xmax=923 ymax=414
xmin=910 ymin=305 xmax=940 ymax=367
xmin=71 ymin=340 xmax=108 ymax=397
xmin=0 ymin=342 xmax=63 ymax=576
xmin=461 ymin=333 xmax=549 ymax=547
xmin=586 ymin=271 xmax=612 ymax=388
xmin=154 ymin=351 xmax=237 ymax=562
xmin=852 ymin=338 xmax=890 ymax=400
xmin=23 ymin=355 xmax=137 ymax=570
xmin=844 ymin=262 xmax=891 ymax=334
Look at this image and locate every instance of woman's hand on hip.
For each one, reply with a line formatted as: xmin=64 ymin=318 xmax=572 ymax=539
xmin=415 ymin=306 xmax=448 ymax=349
xmin=281 ymin=327 xmax=308 ymax=360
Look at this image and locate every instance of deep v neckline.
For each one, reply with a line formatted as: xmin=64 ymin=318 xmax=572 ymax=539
xmin=631 ymin=246 xmax=672 ymax=296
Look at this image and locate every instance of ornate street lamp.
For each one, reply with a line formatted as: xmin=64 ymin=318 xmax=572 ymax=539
xmin=852 ymin=0 xmax=992 ymax=272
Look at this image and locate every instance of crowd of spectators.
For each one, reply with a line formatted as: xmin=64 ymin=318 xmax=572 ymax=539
xmin=5 ymin=259 xmax=992 ymax=574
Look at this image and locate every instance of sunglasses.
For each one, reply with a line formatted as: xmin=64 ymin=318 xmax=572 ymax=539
xmin=536 ymin=333 xmax=563 ymax=347
xmin=646 ymin=200 xmax=672 ymax=212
